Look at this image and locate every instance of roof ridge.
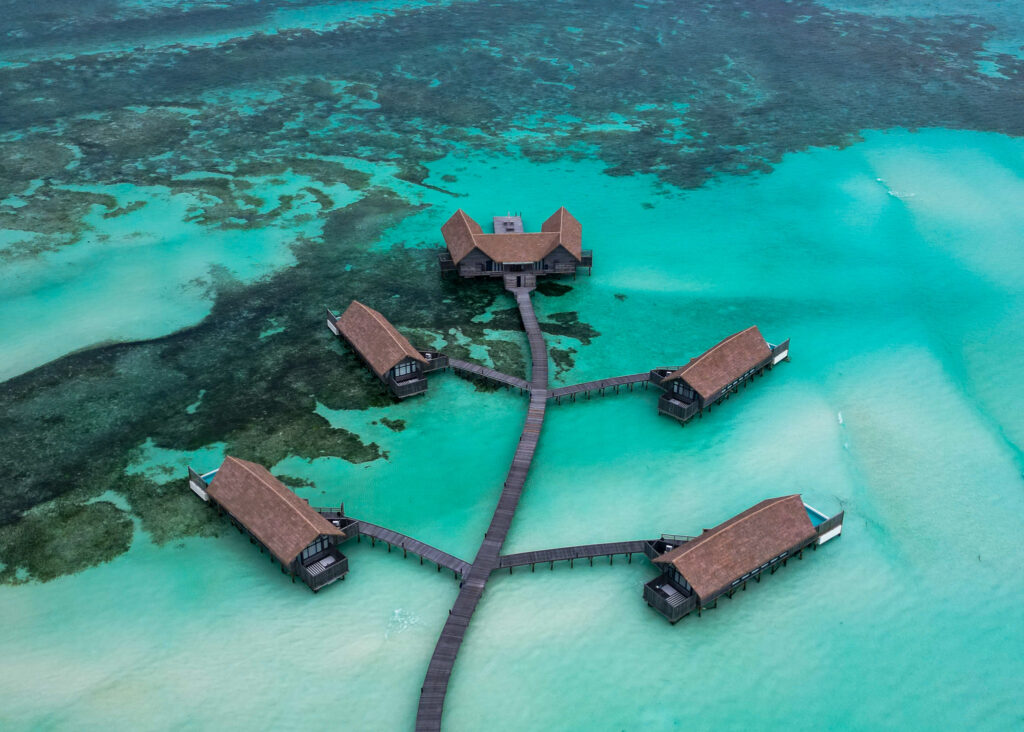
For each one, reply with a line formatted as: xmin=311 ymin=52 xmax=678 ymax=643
xmin=230 ymin=457 xmax=326 ymax=535
xmin=357 ymin=301 xmax=417 ymax=360
xmin=670 ymin=326 xmax=760 ymax=381
xmin=659 ymin=495 xmax=797 ymax=562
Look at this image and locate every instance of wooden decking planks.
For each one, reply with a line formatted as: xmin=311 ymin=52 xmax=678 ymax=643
xmin=496 ymin=541 xmax=649 ymax=568
xmin=353 ymin=520 xmax=472 ymax=576
xmin=549 ymin=372 xmax=650 ymax=399
xmin=447 ymin=358 xmax=530 ymax=391
xmin=416 ymin=288 xmax=549 ymax=732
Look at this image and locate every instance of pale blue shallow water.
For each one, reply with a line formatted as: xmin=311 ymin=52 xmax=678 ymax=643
xmin=1 ymin=1 xmax=1023 ymax=730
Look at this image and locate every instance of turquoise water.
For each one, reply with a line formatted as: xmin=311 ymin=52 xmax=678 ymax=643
xmin=2 ymin=1 xmax=1024 ymax=730
xmin=4 ymin=126 xmax=1022 ymax=730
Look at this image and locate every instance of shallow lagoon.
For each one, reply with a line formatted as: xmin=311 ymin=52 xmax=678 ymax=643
xmin=2 ymin=126 xmax=1023 ymax=729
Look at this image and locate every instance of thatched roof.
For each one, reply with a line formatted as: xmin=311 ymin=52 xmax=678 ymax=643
xmin=337 ymin=300 xmax=427 ymax=378
xmin=440 ymin=209 xmax=483 ymax=264
xmin=666 ymin=326 xmax=771 ymax=399
xmin=207 ymin=456 xmax=344 ymax=566
xmin=654 ymin=495 xmax=815 ymax=601
xmin=541 ymin=206 xmax=582 ymax=259
xmin=441 ymin=208 xmax=582 ymax=264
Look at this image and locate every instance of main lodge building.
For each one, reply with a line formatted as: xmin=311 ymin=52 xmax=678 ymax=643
xmin=438 ymin=207 xmax=593 ymax=279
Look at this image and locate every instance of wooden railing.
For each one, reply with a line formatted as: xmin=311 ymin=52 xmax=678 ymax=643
xmin=580 ymin=250 xmax=593 ymax=267
xmin=816 ymin=511 xmax=844 ymax=538
xmin=388 ymin=375 xmax=427 ymax=398
xmin=657 ymin=393 xmax=698 ymax=422
xmin=644 ymin=580 xmax=697 ymax=622
xmin=437 ymin=250 xmax=456 ymax=271
xmin=419 ymin=351 xmax=449 ymax=373
xmin=660 ymin=533 xmax=696 ymax=543
xmin=298 ymin=550 xmax=349 ymax=590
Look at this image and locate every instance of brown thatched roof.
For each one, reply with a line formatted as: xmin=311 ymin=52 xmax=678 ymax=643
xmin=541 ymin=206 xmax=582 ymax=259
xmin=666 ymin=326 xmax=771 ymax=399
xmin=207 ymin=456 xmax=344 ymax=566
xmin=337 ymin=300 xmax=427 ymax=378
xmin=441 ymin=208 xmax=582 ymax=264
xmin=654 ymin=495 xmax=815 ymax=601
xmin=440 ymin=209 xmax=483 ymax=264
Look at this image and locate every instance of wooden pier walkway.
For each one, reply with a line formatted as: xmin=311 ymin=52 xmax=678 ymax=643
xmin=548 ymin=373 xmax=650 ymax=402
xmin=416 ymin=284 xmax=547 ymax=732
xmin=447 ymin=358 xmax=530 ymax=392
xmin=496 ymin=540 xmax=649 ymax=570
xmin=350 ymin=520 xmax=472 ymax=577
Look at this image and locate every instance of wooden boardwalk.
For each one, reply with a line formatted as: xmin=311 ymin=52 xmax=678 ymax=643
xmin=447 ymin=358 xmax=530 ymax=392
xmin=416 ymin=284 xmax=547 ymax=732
xmin=548 ymin=373 xmax=650 ymax=402
xmin=496 ymin=540 xmax=649 ymax=570
xmin=350 ymin=520 xmax=472 ymax=577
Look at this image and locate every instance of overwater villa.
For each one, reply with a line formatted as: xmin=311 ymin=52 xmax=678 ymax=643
xmin=644 ymin=495 xmax=843 ymax=623
xmin=437 ymin=207 xmax=593 ymax=282
xmin=652 ymin=326 xmax=790 ymax=424
xmin=327 ymin=300 xmax=447 ymax=399
xmin=187 ymin=457 xmax=349 ymax=591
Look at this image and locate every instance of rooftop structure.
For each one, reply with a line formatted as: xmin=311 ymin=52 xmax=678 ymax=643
xmin=438 ymin=207 xmax=592 ymax=279
xmin=327 ymin=300 xmax=448 ymax=399
xmin=644 ymin=495 xmax=843 ymax=623
xmin=193 ymin=456 xmax=349 ymax=591
xmin=654 ymin=326 xmax=790 ymax=423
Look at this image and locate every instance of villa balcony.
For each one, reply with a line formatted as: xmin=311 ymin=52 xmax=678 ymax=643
xmin=419 ymin=351 xmax=449 ymax=374
xmin=388 ymin=374 xmax=428 ymax=399
xmin=644 ymin=575 xmax=697 ymax=623
xmin=437 ymin=250 xmax=456 ymax=272
xmin=657 ymin=392 xmax=699 ymax=423
xmin=298 ymin=547 xmax=349 ymax=591
xmin=643 ymin=534 xmax=696 ymax=560
xmin=647 ymin=368 xmax=676 ymax=389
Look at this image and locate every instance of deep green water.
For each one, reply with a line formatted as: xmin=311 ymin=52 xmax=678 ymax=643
xmin=1 ymin=1 xmax=1023 ymax=729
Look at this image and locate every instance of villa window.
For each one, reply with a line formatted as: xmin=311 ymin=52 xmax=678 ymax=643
xmin=672 ymin=381 xmax=694 ymax=400
xmin=301 ymin=536 xmax=329 ymax=562
xmin=393 ymin=361 xmax=418 ymax=380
